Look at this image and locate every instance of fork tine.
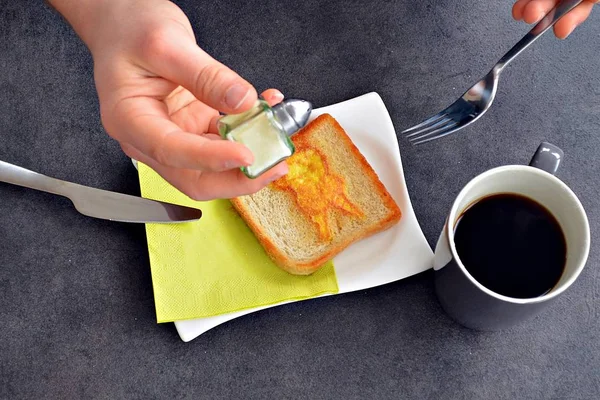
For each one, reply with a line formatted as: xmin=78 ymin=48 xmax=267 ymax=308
xmin=412 ymin=127 xmax=460 ymax=145
xmin=412 ymin=125 xmax=462 ymax=145
xmin=401 ymin=111 xmax=448 ymax=135
xmin=404 ymin=116 xmax=452 ymax=139
xmin=408 ymin=120 xmax=459 ymax=144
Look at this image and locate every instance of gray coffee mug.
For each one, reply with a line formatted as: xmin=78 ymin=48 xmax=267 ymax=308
xmin=433 ymin=142 xmax=590 ymax=330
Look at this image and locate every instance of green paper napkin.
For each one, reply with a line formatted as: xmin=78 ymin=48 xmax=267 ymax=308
xmin=137 ymin=163 xmax=339 ymax=323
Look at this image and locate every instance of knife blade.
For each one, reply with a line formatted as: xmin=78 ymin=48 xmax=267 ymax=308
xmin=0 ymin=160 xmax=202 ymax=224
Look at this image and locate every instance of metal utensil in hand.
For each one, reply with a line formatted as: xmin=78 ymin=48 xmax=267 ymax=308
xmin=402 ymin=0 xmax=583 ymax=145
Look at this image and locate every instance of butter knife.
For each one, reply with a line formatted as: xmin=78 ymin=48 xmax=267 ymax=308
xmin=0 ymin=160 xmax=202 ymax=223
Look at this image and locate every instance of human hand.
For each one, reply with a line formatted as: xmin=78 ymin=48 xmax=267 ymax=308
xmin=512 ymin=0 xmax=598 ymax=38
xmin=48 ymin=0 xmax=288 ymax=200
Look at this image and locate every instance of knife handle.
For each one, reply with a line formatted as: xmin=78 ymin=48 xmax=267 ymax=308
xmin=0 ymin=160 xmax=70 ymax=197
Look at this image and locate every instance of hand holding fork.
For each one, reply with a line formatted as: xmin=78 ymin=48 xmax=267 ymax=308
xmin=403 ymin=0 xmax=589 ymax=145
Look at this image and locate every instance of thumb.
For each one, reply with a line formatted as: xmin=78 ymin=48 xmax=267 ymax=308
xmin=144 ymin=29 xmax=258 ymax=114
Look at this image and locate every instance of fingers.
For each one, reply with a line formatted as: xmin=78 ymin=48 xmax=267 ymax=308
xmin=111 ymin=88 xmax=287 ymax=180
xmin=522 ymin=0 xmax=557 ymax=24
xmin=112 ymin=96 xmax=254 ymax=171
xmin=513 ymin=0 xmax=597 ymax=38
xmin=553 ymin=1 xmax=595 ymax=38
xmin=164 ymin=87 xmax=219 ymax=134
xmin=190 ymin=162 xmax=289 ymax=200
xmin=512 ymin=0 xmax=531 ymax=20
xmin=125 ymin=143 xmax=289 ymax=200
xmin=261 ymin=89 xmax=285 ymax=105
xmin=139 ymin=25 xmax=258 ymax=114
xmin=207 ymin=88 xmax=285 ymax=134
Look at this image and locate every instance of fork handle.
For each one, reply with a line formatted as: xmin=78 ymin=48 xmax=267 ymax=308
xmin=496 ymin=0 xmax=583 ymax=72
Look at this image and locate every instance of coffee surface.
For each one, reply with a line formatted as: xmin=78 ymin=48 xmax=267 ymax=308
xmin=454 ymin=193 xmax=567 ymax=299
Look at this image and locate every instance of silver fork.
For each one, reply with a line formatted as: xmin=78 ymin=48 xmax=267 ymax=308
xmin=403 ymin=0 xmax=583 ymax=145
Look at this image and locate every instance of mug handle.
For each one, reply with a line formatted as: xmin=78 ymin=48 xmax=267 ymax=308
xmin=529 ymin=142 xmax=564 ymax=175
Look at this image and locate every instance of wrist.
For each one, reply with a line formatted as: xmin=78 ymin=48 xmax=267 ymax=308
xmin=47 ymin=0 xmax=112 ymax=51
xmin=48 ymin=0 xmax=162 ymax=54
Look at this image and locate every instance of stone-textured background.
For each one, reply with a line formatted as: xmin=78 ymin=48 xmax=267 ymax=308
xmin=1 ymin=1 xmax=599 ymax=398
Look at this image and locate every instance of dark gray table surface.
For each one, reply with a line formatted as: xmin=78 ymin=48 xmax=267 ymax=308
xmin=1 ymin=1 xmax=599 ymax=399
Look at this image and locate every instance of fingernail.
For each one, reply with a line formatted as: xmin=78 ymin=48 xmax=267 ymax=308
xmin=565 ymin=25 xmax=578 ymax=38
xmin=225 ymin=84 xmax=251 ymax=110
xmin=224 ymin=156 xmax=252 ymax=169
xmin=241 ymin=152 xmax=254 ymax=165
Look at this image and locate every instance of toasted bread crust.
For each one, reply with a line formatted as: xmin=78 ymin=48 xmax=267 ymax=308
xmin=230 ymin=114 xmax=402 ymax=275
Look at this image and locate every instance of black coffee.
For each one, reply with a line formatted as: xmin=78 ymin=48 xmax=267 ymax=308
xmin=454 ymin=193 xmax=566 ymax=299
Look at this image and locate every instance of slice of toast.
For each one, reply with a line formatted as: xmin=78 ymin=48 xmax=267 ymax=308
xmin=231 ymin=113 xmax=402 ymax=275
